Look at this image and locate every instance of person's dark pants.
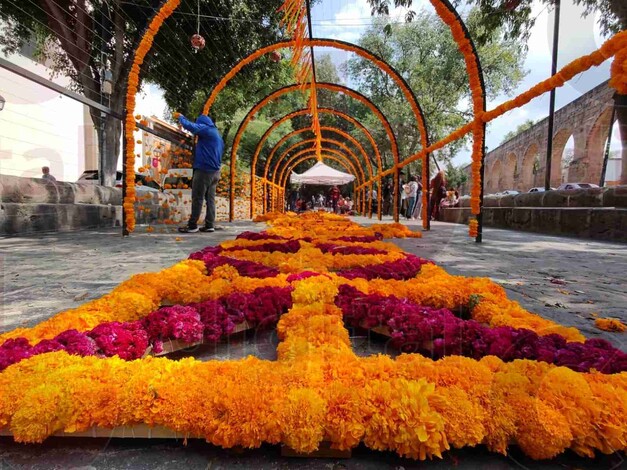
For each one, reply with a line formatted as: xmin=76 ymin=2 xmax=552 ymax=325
xmin=189 ymin=169 xmax=220 ymax=229
xmin=332 ymin=199 xmax=338 ymax=213
xmin=406 ymin=196 xmax=416 ymax=219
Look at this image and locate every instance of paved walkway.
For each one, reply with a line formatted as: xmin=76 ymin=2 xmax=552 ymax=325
xmin=1 ymin=219 xmax=626 ymax=469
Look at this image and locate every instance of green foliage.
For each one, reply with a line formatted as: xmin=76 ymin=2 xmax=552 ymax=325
xmin=366 ymin=0 xmax=625 ymax=46
xmin=345 ymin=10 xmax=526 ymax=166
xmin=444 ymin=162 xmax=469 ymax=190
xmin=501 ymin=119 xmax=535 ymax=144
xmin=0 ymin=0 xmax=288 ymax=183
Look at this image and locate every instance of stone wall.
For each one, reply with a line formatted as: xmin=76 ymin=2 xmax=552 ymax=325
xmin=441 ymin=186 xmax=627 ymax=242
xmin=0 ymin=175 xmax=259 ymax=235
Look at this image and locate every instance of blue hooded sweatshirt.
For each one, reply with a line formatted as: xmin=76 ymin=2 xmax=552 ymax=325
xmin=178 ymin=114 xmax=224 ymax=172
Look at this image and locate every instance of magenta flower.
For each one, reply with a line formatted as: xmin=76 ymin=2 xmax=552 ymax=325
xmin=87 ymin=321 xmax=149 ymax=360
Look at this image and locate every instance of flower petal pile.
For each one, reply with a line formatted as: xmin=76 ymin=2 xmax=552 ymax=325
xmin=0 ymin=212 xmax=624 ymax=462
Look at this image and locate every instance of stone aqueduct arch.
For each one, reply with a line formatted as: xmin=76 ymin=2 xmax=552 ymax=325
xmin=463 ymin=81 xmax=619 ymax=194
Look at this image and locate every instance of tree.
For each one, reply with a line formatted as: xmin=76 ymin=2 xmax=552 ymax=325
xmin=345 ymin=10 xmax=526 ymax=167
xmin=501 ymin=119 xmax=535 ymax=144
xmin=315 ymin=53 xmax=341 ymax=83
xmin=444 ymin=162 xmax=468 ymax=190
xmin=366 ymin=0 xmax=627 ymax=183
xmin=0 ymin=0 xmax=287 ymax=185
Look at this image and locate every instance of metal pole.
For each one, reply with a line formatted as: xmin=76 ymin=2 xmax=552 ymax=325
xmin=545 ymin=0 xmax=561 ymax=190
xmin=394 ymin=166 xmax=400 ymax=222
xmin=425 ymin=154 xmax=431 ymax=230
xmin=600 ymin=104 xmax=617 ymax=187
xmin=475 ymin=123 xmax=487 ymax=243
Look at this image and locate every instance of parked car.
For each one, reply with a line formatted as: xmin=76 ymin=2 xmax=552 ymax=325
xmin=528 ymin=187 xmax=555 ymax=193
xmin=498 ymin=190 xmax=520 ymax=196
xmin=556 ymin=183 xmax=599 ymax=191
xmin=76 ymin=170 xmax=160 ymax=191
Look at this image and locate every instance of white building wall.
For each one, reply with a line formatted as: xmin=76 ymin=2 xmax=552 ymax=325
xmin=0 ymin=53 xmax=92 ymax=182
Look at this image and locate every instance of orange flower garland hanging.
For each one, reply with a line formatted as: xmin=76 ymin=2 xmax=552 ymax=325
xmin=428 ymin=1 xmax=485 ymax=220
xmin=124 ymin=0 xmax=181 ymax=233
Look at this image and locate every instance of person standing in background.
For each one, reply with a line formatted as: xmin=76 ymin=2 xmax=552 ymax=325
xmin=41 ymin=166 xmax=56 ymax=183
xmin=412 ymin=176 xmax=423 ymax=220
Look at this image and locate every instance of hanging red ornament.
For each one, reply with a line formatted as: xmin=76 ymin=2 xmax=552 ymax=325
xmin=270 ymin=51 xmax=281 ymax=63
xmin=191 ymin=34 xmax=205 ymax=51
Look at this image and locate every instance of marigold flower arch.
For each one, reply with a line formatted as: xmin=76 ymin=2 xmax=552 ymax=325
xmin=269 ymin=136 xmax=370 ymax=183
xmin=267 ymin=129 xmax=373 ymax=180
xmin=276 ymin=149 xmax=362 ymax=188
xmin=264 ymin=129 xmax=380 ymax=219
xmin=202 ymin=38 xmax=431 ymax=224
xmin=225 ymin=83 xmax=398 ymax=221
xmin=249 ymin=107 xmax=385 ymax=217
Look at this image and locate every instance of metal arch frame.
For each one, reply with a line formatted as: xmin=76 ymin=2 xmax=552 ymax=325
xmin=249 ymin=107 xmax=384 ymax=217
xmin=418 ymin=0 xmax=487 ymax=239
xmin=226 ymin=83 xmax=400 ymax=221
xmin=277 ymin=150 xmax=362 ymax=189
xmin=270 ymin=138 xmax=368 ymax=184
xmin=266 ymin=129 xmax=373 ymax=181
xmin=204 ymin=39 xmax=432 ymax=223
xmin=264 ymin=130 xmax=379 ymax=219
xmin=127 ymin=1 xmax=486 ymax=235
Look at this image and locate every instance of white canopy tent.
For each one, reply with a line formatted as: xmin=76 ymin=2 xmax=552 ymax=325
xmin=290 ymin=161 xmax=355 ymax=186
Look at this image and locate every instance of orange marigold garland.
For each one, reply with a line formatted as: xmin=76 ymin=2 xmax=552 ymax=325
xmin=124 ymin=0 xmax=181 ymax=233
xmin=468 ymin=218 xmax=479 ymax=238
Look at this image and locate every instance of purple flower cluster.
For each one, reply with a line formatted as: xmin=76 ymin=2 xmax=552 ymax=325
xmin=190 ymin=251 xmax=280 ymax=278
xmin=336 ymin=285 xmax=627 ymax=374
xmin=315 ymin=243 xmax=388 ymax=256
xmin=142 ymin=306 xmax=204 ymax=347
xmin=235 ymin=231 xmax=288 ymax=241
xmin=0 ymin=331 xmax=98 ymax=371
xmin=87 ymin=321 xmax=149 ymax=361
xmin=333 ymin=234 xmax=383 ymax=243
xmin=189 ymin=245 xmax=223 ymax=258
xmin=223 ymin=240 xmax=301 ymax=254
xmin=286 ymin=271 xmax=327 ymax=282
xmin=1 ymin=286 xmax=294 ymax=370
xmin=337 ymin=254 xmax=433 ymax=280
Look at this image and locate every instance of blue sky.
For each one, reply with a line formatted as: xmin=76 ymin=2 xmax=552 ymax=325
xmin=308 ymin=0 xmax=620 ymax=166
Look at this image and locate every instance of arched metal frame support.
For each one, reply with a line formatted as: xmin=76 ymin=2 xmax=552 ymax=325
xmin=277 ymin=151 xmax=363 ymax=190
xmin=249 ymin=107 xmax=385 ymax=217
xmin=270 ymin=137 xmax=369 ymax=182
xmin=228 ymin=83 xmax=400 ymax=222
xmin=125 ymin=1 xmax=486 ymax=237
xmin=203 ymin=38 xmax=432 ymax=224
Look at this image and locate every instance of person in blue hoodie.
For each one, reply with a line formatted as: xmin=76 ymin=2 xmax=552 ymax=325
xmin=177 ymin=114 xmax=224 ymax=233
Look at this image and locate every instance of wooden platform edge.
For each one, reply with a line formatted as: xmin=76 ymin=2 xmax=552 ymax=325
xmin=0 ymin=424 xmax=198 ymax=439
xmin=151 ymin=321 xmax=253 ymax=357
xmin=0 ymin=425 xmax=351 ymax=458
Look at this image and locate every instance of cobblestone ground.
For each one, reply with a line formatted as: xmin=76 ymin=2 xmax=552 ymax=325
xmin=0 ymin=219 xmax=625 ymax=469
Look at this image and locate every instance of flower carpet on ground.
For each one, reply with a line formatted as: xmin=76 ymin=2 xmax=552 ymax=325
xmin=0 ymin=212 xmax=625 ymax=461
